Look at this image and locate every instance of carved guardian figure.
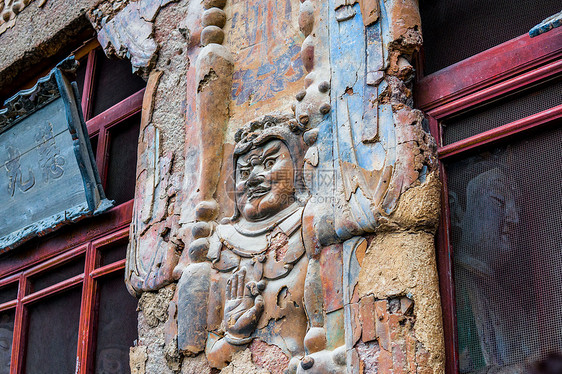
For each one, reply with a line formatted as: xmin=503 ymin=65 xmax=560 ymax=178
xmin=125 ymin=0 xmax=443 ymax=372
xmin=177 ymin=115 xmax=347 ymax=372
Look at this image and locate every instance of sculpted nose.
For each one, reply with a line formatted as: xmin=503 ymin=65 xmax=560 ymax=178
xmin=506 ymin=202 xmax=519 ymax=225
xmin=247 ymin=170 xmax=265 ymax=187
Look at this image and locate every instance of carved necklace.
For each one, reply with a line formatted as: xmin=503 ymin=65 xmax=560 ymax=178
xmin=233 ymin=203 xmax=301 ymax=237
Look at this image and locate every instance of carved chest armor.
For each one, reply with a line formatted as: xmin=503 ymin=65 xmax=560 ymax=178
xmin=206 ymin=206 xmax=308 ymax=356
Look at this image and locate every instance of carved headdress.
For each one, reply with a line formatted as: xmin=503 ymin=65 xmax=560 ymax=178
xmin=230 ymin=113 xmax=310 ymax=221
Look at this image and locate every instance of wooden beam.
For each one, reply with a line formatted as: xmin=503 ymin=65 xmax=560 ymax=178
xmin=0 ymin=201 xmax=133 ymax=279
xmin=438 ymin=105 xmax=562 ymax=159
xmin=21 ymin=275 xmax=83 ymax=305
xmin=427 ymin=59 xmax=562 ymax=120
xmin=90 ymin=259 xmax=126 ymax=279
xmin=416 ymin=27 xmax=562 ymax=111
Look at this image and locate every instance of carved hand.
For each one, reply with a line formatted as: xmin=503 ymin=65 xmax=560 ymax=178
xmin=223 ymin=268 xmax=264 ymax=340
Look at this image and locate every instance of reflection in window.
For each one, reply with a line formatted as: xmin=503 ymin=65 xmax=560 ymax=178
xmin=29 ymin=255 xmax=85 ymax=292
xmin=0 ymin=312 xmax=14 ymax=374
xmin=105 ymin=113 xmax=141 ymax=206
xmin=0 ymin=284 xmax=18 ymax=305
xmin=449 ymin=161 xmax=526 ymax=371
xmin=95 ymin=271 xmax=137 ymax=374
xmin=25 ymin=287 xmax=82 ymax=373
xmin=447 ymin=126 xmax=562 ymax=372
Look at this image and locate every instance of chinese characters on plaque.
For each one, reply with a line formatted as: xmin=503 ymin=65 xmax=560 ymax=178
xmin=0 ymin=58 xmax=112 ymax=252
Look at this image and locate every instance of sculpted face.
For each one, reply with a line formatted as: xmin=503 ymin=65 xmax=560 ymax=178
xmin=97 ymin=347 xmax=127 ymax=374
xmin=460 ymin=168 xmax=519 ymax=270
xmin=235 ymin=139 xmax=295 ymax=221
xmin=0 ymin=327 xmax=11 ymax=374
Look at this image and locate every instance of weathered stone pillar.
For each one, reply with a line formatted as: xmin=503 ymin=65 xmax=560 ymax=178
xmin=92 ymin=0 xmax=445 ymax=372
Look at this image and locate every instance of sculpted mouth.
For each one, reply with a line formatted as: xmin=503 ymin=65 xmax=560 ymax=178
xmin=501 ymin=222 xmax=516 ymax=237
xmin=247 ymin=186 xmax=270 ymax=200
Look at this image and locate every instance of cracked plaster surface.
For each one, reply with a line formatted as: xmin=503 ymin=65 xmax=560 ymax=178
xmin=92 ymin=0 xmax=179 ymax=74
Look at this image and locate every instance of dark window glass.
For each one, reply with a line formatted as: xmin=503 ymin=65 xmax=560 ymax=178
xmin=99 ymin=241 xmax=127 ymax=267
xmin=446 ymin=125 xmax=562 ymax=373
xmin=90 ymin=134 xmax=99 ymax=161
xmin=75 ymin=56 xmax=88 ymax=101
xmin=105 ymin=113 xmax=141 ymax=205
xmin=25 ymin=286 xmax=82 ymax=373
xmin=94 ymin=271 xmax=137 ymax=374
xmin=92 ymin=52 xmax=146 ymax=117
xmin=442 ymin=77 xmax=562 ymax=145
xmin=0 ymin=310 xmax=14 ymax=374
xmin=29 ymin=255 xmax=85 ymax=293
xmin=420 ymin=0 xmax=562 ymax=74
xmin=0 ymin=284 xmax=18 ymax=305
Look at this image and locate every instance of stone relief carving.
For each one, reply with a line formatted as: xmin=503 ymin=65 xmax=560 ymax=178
xmin=171 ymin=0 xmax=436 ymax=371
xmin=127 ymin=71 xmax=185 ymax=295
xmin=126 ymin=0 xmax=234 ymax=296
xmin=176 ymin=114 xmax=350 ymax=371
xmin=92 ymin=0 xmax=181 ymax=74
xmin=0 ymin=0 xmax=48 ymax=35
xmin=124 ymin=0 xmax=440 ymax=371
xmin=228 ymin=0 xmax=305 ymax=108
xmin=169 ymin=0 xmax=233 ymax=282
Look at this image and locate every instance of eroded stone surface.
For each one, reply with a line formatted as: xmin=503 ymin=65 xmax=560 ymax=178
xmin=354 ymin=296 xmax=431 ymax=374
xmin=130 ymin=346 xmax=148 ymax=374
xmin=0 ymin=0 xmax=95 ymax=96
xmin=92 ymin=0 xmax=181 ymax=74
xmin=138 ymin=285 xmax=175 ymax=328
xmin=220 ymin=349 xmax=268 ymax=374
xmin=100 ymin=0 xmax=447 ymax=373
xmin=126 ymin=0 xmax=190 ymax=296
xmin=249 ymin=339 xmax=289 ymax=374
xmin=138 ymin=285 xmax=178 ymax=374
xmin=181 ymin=354 xmax=216 ymax=374
xmin=358 ymin=231 xmax=444 ymax=373
xmin=0 ymin=0 xmax=449 ymax=372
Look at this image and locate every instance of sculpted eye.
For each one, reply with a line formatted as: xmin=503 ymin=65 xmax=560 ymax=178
xmin=240 ymin=169 xmax=250 ymax=179
xmin=264 ymin=159 xmax=275 ymax=170
xmin=491 ymin=195 xmax=505 ymax=207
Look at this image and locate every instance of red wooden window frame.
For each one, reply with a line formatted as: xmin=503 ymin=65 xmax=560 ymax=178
xmin=0 ymin=40 xmax=143 ymax=374
xmin=79 ymin=44 xmax=145 ymax=188
xmin=415 ymin=27 xmax=562 ymax=374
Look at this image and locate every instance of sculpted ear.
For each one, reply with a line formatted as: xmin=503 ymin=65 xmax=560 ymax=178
xmin=448 ymin=191 xmax=464 ymax=227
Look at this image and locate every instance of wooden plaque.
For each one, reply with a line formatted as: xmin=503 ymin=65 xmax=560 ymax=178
xmin=0 ymin=58 xmax=113 ymax=252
